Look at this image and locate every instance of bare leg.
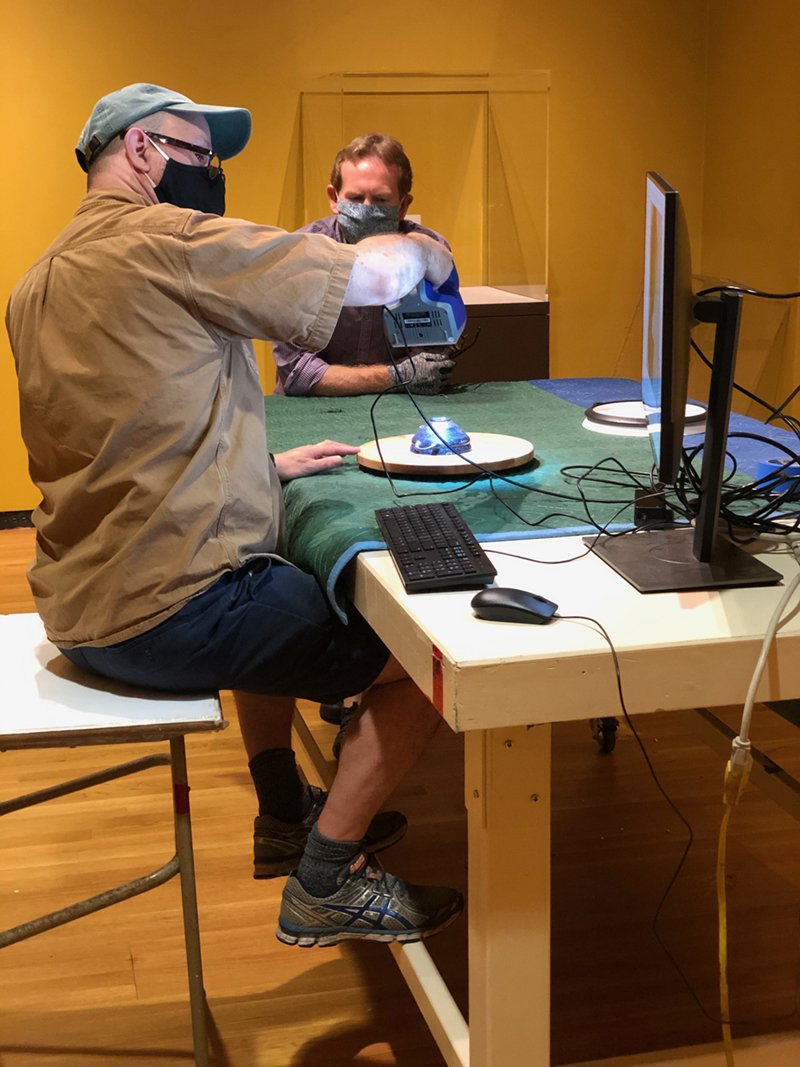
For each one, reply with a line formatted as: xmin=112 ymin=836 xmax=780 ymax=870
xmin=318 ymin=655 xmax=441 ymax=842
xmin=234 ymin=656 xmax=439 ymax=842
xmin=234 ymin=692 xmax=295 ymax=759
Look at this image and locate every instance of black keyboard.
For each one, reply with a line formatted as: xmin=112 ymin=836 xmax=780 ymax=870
xmin=375 ymin=502 xmax=497 ymax=594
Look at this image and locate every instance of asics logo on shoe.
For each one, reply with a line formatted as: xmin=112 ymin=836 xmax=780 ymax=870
xmin=328 ymin=896 xmax=417 ymax=930
xmin=350 ymin=854 xmax=366 ymax=875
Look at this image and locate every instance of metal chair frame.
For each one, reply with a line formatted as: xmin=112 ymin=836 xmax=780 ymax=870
xmin=1 ymin=736 xmax=209 ymax=1067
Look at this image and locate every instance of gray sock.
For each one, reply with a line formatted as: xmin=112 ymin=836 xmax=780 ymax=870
xmin=296 ymin=823 xmax=363 ymax=898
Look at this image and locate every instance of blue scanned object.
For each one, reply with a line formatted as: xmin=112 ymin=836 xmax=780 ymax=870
xmin=410 ymin=416 xmax=472 ymax=455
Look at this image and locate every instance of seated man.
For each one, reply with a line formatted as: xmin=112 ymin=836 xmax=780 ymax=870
xmin=7 ymin=83 xmax=463 ymax=947
xmin=273 ymin=132 xmax=457 ymax=397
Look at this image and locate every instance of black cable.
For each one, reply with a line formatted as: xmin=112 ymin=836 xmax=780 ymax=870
xmin=482 ymin=510 xmax=693 ymax=567
xmin=486 ymin=545 xmax=595 ymax=565
xmin=696 ymin=284 xmax=800 ymax=300
xmin=770 ymin=382 xmax=800 ymax=425
xmin=371 ymin=360 xmax=800 ymax=552
xmin=376 ymin=307 xmax=768 ymax=543
xmin=453 ymin=324 xmax=482 ymax=357
xmin=691 ymin=340 xmax=800 ymax=440
xmin=553 ymin=611 xmax=799 ymax=1027
xmin=372 ymin=302 xmax=800 ymax=560
xmin=373 ymin=311 xmax=645 ymax=533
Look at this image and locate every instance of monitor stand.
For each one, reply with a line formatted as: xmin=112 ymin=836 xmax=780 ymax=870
xmin=586 ymin=526 xmax=782 ymax=593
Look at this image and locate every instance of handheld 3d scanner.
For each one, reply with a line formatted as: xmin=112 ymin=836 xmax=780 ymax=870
xmin=383 ymin=267 xmax=466 ymax=347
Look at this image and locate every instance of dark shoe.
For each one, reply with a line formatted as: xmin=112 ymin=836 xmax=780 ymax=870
xmin=276 ymin=854 xmax=464 ymax=947
xmin=320 ymin=696 xmax=360 ymax=726
xmin=332 ymin=700 xmax=360 ymax=761
xmin=319 ymin=700 xmax=347 ymax=725
xmin=253 ymin=786 xmax=407 ymax=879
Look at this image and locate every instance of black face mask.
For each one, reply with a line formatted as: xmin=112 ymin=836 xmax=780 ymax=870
xmin=153 ymin=157 xmax=226 ymax=215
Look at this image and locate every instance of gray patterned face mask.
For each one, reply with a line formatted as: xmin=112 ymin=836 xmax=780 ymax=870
xmin=336 ymin=200 xmax=401 ymax=243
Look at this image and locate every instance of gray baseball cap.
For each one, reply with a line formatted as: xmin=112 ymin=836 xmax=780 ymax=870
xmin=76 ymin=82 xmax=252 ymax=171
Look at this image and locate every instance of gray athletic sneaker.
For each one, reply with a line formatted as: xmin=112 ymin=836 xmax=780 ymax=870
xmin=254 ymin=786 xmax=407 ymax=879
xmin=276 ymin=853 xmax=464 ymax=947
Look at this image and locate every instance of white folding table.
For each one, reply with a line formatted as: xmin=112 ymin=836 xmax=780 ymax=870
xmin=348 ymin=534 xmax=800 ymax=1067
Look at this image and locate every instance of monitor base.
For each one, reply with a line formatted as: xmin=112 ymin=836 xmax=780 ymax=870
xmin=586 ymin=526 xmax=782 ymax=593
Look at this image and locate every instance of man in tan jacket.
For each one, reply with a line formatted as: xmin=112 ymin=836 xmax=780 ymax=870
xmin=7 ymin=82 xmax=463 ymax=947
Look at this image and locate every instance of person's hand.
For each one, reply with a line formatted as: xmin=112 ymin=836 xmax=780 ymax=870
xmin=406 ymin=233 xmax=454 ymax=289
xmin=387 ymin=350 xmax=456 ymax=395
xmin=272 ymin=440 xmax=360 ymax=482
xmin=345 ymin=233 xmax=454 ymax=306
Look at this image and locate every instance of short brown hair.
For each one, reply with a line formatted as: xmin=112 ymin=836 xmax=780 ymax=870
xmin=330 ymin=133 xmax=413 ymax=199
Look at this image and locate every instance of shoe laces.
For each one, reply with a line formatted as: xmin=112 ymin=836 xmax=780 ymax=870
xmin=339 ymin=853 xmax=400 ymax=896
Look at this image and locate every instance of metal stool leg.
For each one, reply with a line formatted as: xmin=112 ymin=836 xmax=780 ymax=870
xmin=170 ymin=736 xmax=209 ymax=1067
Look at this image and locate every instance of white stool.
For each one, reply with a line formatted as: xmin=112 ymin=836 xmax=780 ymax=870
xmin=0 ymin=613 xmax=225 ymax=1067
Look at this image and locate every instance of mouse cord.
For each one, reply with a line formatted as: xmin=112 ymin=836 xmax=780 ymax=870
xmin=553 ymin=612 xmax=710 ymax=1020
xmin=482 ymin=507 xmax=692 ymax=569
xmin=555 ymin=610 xmax=800 ymax=1031
xmin=554 ymin=612 xmax=694 ymax=842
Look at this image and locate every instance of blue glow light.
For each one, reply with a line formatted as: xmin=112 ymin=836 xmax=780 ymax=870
xmin=410 ymin=416 xmax=472 ymax=456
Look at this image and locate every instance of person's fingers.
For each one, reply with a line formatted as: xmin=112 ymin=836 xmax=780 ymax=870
xmin=421 ymin=351 xmax=454 ymax=363
xmin=423 ymin=240 xmax=454 ymax=288
xmin=312 ymin=440 xmax=360 ymax=457
xmin=315 ymin=454 xmax=344 ymax=470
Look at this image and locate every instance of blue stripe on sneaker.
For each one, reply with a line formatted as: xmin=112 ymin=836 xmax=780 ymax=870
xmin=331 ymin=893 xmax=417 ymax=930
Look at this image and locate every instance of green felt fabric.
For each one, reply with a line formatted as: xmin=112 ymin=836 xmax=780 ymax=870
xmin=264 ymin=382 xmax=656 ymax=612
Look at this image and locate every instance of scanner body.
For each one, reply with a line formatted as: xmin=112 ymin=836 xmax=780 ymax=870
xmin=383 ymin=267 xmax=466 ymax=347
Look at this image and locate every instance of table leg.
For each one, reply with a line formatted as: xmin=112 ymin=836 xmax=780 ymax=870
xmin=170 ymin=736 xmax=209 ymax=1067
xmin=465 ymin=723 xmax=551 ymax=1067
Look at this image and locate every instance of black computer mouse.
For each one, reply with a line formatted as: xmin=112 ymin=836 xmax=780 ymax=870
xmin=471 ymin=586 xmax=558 ymax=625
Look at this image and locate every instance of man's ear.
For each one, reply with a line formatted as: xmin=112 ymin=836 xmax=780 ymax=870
xmin=398 ymin=193 xmax=414 ymax=221
xmin=327 ymin=184 xmax=339 ymax=214
xmin=124 ymin=128 xmax=151 ymax=174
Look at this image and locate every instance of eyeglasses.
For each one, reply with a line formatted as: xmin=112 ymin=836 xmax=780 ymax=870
xmin=143 ymin=131 xmax=223 ymax=179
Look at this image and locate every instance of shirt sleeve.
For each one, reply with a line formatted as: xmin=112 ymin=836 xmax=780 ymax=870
xmin=272 ymin=340 xmax=332 ymax=396
xmin=179 ymin=214 xmax=356 ymax=350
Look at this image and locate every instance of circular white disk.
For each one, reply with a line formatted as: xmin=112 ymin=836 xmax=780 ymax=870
xmin=358 ymin=432 xmax=535 ymax=475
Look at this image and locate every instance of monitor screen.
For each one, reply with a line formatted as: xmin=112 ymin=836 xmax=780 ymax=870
xmin=642 ymin=173 xmax=676 ymax=481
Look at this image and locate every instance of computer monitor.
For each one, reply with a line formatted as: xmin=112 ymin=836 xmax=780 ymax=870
xmin=587 ymin=174 xmax=781 ymax=593
xmin=641 ymin=172 xmax=694 ymax=484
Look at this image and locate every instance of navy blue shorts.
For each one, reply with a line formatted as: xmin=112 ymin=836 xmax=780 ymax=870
xmin=60 ymin=558 xmax=390 ymax=704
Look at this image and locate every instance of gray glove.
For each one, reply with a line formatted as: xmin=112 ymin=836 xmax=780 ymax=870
xmin=387 ymin=350 xmax=456 ymax=395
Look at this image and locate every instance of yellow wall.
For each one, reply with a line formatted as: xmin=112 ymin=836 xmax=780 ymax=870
xmin=698 ymin=0 xmax=800 ymax=419
xmin=2 ymin=0 xmax=709 ymax=509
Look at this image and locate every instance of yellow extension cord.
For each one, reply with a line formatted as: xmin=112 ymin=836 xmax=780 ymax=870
xmin=717 ymin=757 xmax=751 ymax=1067
xmin=717 ymin=803 xmax=734 ymax=1067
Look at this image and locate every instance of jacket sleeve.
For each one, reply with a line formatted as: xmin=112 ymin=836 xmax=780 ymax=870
xmin=181 ymin=215 xmax=356 ymax=350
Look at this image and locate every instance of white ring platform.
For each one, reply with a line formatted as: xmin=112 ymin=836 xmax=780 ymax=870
xmin=358 ymin=431 xmax=535 ymax=476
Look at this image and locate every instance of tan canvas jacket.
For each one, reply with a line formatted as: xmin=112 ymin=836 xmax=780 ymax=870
xmin=6 ymin=187 xmax=355 ymax=648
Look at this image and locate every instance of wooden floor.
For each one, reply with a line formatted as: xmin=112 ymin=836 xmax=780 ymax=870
xmin=2 ymin=526 xmax=800 ymax=1066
